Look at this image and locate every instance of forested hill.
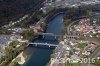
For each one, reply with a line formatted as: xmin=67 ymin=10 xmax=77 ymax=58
xmin=0 ymin=0 xmax=42 ymax=26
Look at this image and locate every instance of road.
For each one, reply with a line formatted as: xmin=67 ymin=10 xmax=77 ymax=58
xmin=90 ymin=46 xmax=100 ymax=59
xmin=67 ymin=20 xmax=78 ymax=35
xmin=50 ymin=48 xmax=65 ymax=66
xmin=81 ymin=45 xmax=100 ymax=66
xmin=67 ymin=16 xmax=89 ymax=35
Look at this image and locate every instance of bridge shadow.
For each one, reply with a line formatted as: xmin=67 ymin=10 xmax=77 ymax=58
xmin=32 ymin=37 xmax=58 ymax=43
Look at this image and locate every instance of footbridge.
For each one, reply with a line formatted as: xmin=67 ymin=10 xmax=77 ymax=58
xmin=28 ymin=42 xmax=58 ymax=48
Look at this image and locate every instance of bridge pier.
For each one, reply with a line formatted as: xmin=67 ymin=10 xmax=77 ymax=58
xmin=49 ymin=45 xmax=50 ymax=48
xmin=35 ymin=44 xmax=37 ymax=46
xmin=42 ymin=35 xmax=45 ymax=39
xmin=55 ymin=35 xmax=57 ymax=39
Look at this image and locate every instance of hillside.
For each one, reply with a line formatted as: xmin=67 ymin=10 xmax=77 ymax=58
xmin=0 ymin=0 xmax=42 ymax=26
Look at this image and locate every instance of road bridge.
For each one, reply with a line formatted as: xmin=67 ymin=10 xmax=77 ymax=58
xmin=28 ymin=42 xmax=58 ymax=48
xmin=37 ymin=32 xmax=78 ymax=39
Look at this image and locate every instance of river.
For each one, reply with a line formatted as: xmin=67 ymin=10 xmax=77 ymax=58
xmin=24 ymin=13 xmax=65 ymax=66
xmin=22 ymin=11 xmax=100 ymax=66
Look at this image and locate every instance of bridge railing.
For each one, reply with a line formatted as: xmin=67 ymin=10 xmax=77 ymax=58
xmin=28 ymin=42 xmax=58 ymax=47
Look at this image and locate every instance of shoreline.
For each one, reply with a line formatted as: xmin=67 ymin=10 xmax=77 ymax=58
xmin=19 ymin=47 xmax=34 ymax=66
xmin=21 ymin=47 xmax=34 ymax=66
xmin=17 ymin=52 xmax=26 ymax=65
xmin=9 ymin=47 xmax=34 ymax=66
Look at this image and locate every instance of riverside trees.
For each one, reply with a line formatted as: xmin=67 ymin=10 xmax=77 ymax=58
xmin=0 ymin=41 xmax=27 ymax=66
xmin=20 ymin=30 xmax=38 ymax=42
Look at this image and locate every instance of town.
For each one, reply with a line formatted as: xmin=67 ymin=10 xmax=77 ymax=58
xmin=0 ymin=0 xmax=100 ymax=66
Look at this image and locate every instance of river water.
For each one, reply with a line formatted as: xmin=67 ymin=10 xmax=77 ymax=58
xmin=25 ymin=13 xmax=65 ymax=66
xmin=24 ymin=11 xmax=100 ymax=66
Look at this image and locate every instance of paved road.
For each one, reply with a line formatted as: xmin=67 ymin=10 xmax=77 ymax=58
xmin=67 ymin=16 xmax=89 ymax=35
xmin=50 ymin=45 xmax=67 ymax=66
xmin=81 ymin=45 xmax=100 ymax=66
xmin=90 ymin=46 xmax=100 ymax=59
xmin=67 ymin=20 xmax=78 ymax=35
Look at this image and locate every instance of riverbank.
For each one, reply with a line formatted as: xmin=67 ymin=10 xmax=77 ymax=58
xmin=9 ymin=52 xmax=26 ymax=66
xmin=20 ymin=7 xmax=100 ymax=66
xmin=24 ymin=12 xmax=65 ymax=66
xmin=9 ymin=47 xmax=34 ymax=66
xmin=17 ymin=52 xmax=25 ymax=65
xmin=18 ymin=9 xmax=66 ymax=66
xmin=18 ymin=47 xmax=34 ymax=65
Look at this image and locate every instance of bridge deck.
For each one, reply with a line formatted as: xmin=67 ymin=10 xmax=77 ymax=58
xmin=37 ymin=32 xmax=77 ymax=37
xmin=28 ymin=42 xmax=58 ymax=47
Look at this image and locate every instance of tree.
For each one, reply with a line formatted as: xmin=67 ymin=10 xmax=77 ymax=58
xmin=63 ymin=17 xmax=71 ymax=27
xmin=95 ymin=60 xmax=100 ymax=66
xmin=0 ymin=41 xmax=27 ymax=66
xmin=21 ymin=30 xmax=38 ymax=41
xmin=86 ymin=10 xmax=93 ymax=18
xmin=0 ymin=28 xmax=12 ymax=34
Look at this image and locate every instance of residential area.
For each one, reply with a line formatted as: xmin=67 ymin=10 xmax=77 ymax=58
xmin=50 ymin=12 xmax=100 ymax=66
